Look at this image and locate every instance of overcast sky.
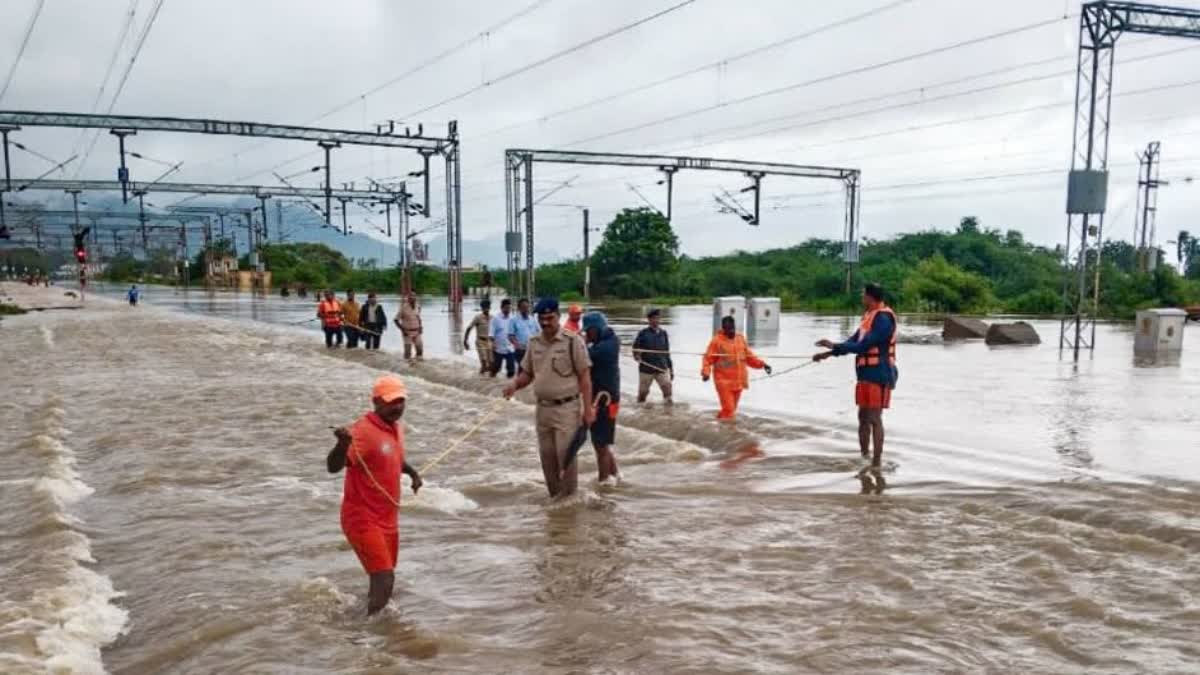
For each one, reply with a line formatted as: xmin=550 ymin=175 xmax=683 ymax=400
xmin=1 ymin=0 xmax=1199 ymax=263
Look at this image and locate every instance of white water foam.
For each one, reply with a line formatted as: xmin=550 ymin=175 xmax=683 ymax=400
xmin=23 ymin=403 xmax=128 ymax=675
xmin=40 ymin=325 xmax=54 ymax=348
xmin=404 ymin=482 xmax=480 ymax=514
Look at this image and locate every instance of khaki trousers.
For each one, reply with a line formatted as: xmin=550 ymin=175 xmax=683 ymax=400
xmin=535 ymin=399 xmax=582 ymax=497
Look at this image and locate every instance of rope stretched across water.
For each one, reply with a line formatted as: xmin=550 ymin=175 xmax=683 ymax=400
xmin=343 ymin=398 xmax=510 ymax=509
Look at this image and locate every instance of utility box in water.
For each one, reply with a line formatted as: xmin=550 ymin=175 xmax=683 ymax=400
xmin=713 ymin=296 xmax=746 ymax=333
xmin=1134 ymin=308 xmax=1186 ymax=354
xmin=748 ymin=297 xmax=781 ymax=332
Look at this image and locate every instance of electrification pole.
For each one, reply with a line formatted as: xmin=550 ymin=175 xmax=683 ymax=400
xmin=583 ymin=208 xmax=591 ymax=302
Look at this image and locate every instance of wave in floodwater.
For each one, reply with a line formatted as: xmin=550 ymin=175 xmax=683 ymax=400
xmin=0 ymin=395 xmax=128 ymax=675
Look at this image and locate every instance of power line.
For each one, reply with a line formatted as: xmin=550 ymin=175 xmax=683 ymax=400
xmin=399 ymin=0 xmax=701 ymax=120
xmin=562 ymin=14 xmax=1071 ymax=148
xmin=0 ymin=0 xmax=47 ymax=104
xmin=74 ymin=0 xmax=167 ymax=177
xmin=472 ymin=0 xmax=917 ymax=140
xmin=650 ymin=42 xmax=1200 ymax=153
xmin=69 ymin=0 xmax=141 ymax=162
xmin=310 ymin=0 xmax=556 ymax=125
xmin=180 ymin=2 xmax=557 ymax=181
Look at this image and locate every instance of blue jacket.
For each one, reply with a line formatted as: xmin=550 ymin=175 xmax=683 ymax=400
xmin=587 ymin=327 xmax=621 ymax=403
xmin=832 ymin=311 xmax=898 ymax=388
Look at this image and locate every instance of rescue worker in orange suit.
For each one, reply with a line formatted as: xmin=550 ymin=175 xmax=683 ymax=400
xmin=813 ymin=283 xmax=898 ymax=471
xmin=563 ymin=303 xmax=583 ymax=335
xmin=326 ymin=375 xmax=423 ymax=616
xmin=317 ymin=290 xmax=343 ymax=348
xmin=701 ymin=316 xmax=771 ymax=420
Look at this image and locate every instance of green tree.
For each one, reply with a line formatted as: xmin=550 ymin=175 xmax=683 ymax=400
xmin=591 ymin=208 xmax=679 ymax=295
xmin=901 ymin=254 xmax=994 ymax=313
xmin=958 ymin=216 xmax=980 ymax=234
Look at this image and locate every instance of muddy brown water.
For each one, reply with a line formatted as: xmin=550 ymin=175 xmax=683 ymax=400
xmin=1 ymin=286 xmax=1197 ymax=674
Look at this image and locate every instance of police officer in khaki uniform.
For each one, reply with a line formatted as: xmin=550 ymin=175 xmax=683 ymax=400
xmin=503 ymin=298 xmax=595 ymax=498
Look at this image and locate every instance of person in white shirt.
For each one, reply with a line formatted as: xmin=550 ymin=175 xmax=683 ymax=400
xmin=489 ymin=298 xmax=517 ymax=378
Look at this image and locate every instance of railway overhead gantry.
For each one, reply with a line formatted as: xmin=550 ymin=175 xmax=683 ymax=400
xmin=504 ymin=148 xmax=860 ymax=299
xmin=0 ymin=111 xmax=466 ymax=306
xmin=1061 ymin=1 xmax=1200 ymax=360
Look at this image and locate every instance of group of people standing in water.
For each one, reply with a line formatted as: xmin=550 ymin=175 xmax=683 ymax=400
xmin=325 ymin=284 xmax=899 ymax=614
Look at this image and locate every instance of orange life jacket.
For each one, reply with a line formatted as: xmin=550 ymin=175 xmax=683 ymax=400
xmin=318 ymin=300 xmax=342 ymax=328
xmin=855 ymin=305 xmax=897 ymax=369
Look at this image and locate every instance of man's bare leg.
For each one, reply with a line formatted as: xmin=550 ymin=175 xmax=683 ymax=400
xmin=594 ymin=446 xmax=619 ymax=482
xmin=367 ymin=570 xmax=394 ymax=616
xmin=857 ymin=408 xmax=871 ymax=459
xmin=867 ymin=408 xmax=884 ymax=467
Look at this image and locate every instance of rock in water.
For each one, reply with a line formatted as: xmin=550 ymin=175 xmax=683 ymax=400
xmin=985 ymin=321 xmax=1041 ymax=346
xmin=943 ymin=316 xmax=990 ymax=340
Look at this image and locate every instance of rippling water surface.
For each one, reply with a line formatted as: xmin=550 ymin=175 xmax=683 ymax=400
xmin=1 ymin=285 xmax=1197 ymax=674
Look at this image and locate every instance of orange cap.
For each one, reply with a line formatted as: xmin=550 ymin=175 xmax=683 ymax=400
xmin=568 ymin=303 xmax=583 ymax=315
xmin=371 ymin=375 xmax=407 ymax=403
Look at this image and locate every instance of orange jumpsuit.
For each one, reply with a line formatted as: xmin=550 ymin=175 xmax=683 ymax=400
xmin=701 ymin=332 xmax=765 ymax=419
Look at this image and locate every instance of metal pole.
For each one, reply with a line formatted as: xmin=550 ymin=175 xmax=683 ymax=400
xmin=111 ymin=130 xmax=135 ymax=203
xmin=384 ymin=199 xmax=392 ymax=238
xmin=318 ymin=141 xmax=338 ymax=226
xmin=420 ymin=150 xmax=432 ymax=218
xmin=276 ymin=200 xmax=282 ymax=242
xmin=69 ymin=190 xmax=81 ymax=234
xmin=340 ymin=199 xmax=348 ymax=236
xmin=137 ymin=191 xmax=148 ymax=253
xmin=661 ymin=167 xmax=676 ymax=221
xmin=1 ymin=127 xmax=14 ymax=190
xmin=453 ymin=138 xmax=464 ymax=308
xmin=258 ymin=196 xmax=269 ymax=243
xmin=523 ymin=155 xmax=535 ymax=298
xmin=217 ymin=212 xmax=225 ymax=240
xmin=583 ymin=208 xmax=591 ymax=302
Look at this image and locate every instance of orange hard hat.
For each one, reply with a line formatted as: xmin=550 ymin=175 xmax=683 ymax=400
xmin=371 ymin=375 xmax=407 ymax=403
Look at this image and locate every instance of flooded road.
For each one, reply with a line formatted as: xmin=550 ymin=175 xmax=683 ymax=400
xmin=2 ymin=285 xmax=1198 ymax=673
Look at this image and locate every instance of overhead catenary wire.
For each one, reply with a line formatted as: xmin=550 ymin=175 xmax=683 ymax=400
xmin=472 ymin=0 xmax=918 ymax=140
xmin=561 ymin=13 xmax=1073 ymax=148
xmin=68 ymin=0 xmax=140 ymax=163
xmin=0 ymin=0 xmax=47 ymax=104
xmin=74 ymin=0 xmax=167 ymax=178
xmin=398 ymin=0 xmax=701 ymax=120
xmin=179 ymin=0 xmax=558 ymax=178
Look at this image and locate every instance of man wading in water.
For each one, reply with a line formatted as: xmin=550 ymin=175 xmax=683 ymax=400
xmin=813 ymin=283 xmax=898 ymax=472
xmin=503 ymin=298 xmax=595 ymax=498
xmin=327 ymin=375 xmax=423 ymax=615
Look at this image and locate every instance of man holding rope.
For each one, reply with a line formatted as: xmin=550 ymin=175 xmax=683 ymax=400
xmin=632 ymin=308 xmax=673 ymax=404
xmin=327 ymin=375 xmax=423 ymax=615
xmin=813 ymin=283 xmax=898 ymax=470
xmin=503 ymin=298 xmax=595 ymax=498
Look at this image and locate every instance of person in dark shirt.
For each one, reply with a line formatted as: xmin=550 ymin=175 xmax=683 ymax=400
xmin=632 ymin=308 xmax=673 ymax=404
xmin=813 ymin=283 xmax=898 ymax=471
xmin=583 ymin=312 xmax=621 ymax=485
xmin=358 ymin=292 xmax=388 ymax=350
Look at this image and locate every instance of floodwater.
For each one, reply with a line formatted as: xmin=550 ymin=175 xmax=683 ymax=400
xmin=1 ymin=285 xmax=1198 ymax=674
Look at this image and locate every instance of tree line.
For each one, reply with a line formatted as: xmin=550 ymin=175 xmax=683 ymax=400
xmin=97 ymin=207 xmax=1200 ymax=318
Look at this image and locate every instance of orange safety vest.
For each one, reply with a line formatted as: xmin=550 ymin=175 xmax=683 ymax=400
xmin=855 ymin=305 xmax=897 ymax=368
xmin=318 ymin=299 xmax=342 ymax=328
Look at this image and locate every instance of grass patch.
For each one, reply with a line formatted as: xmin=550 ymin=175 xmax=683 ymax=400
xmin=0 ymin=303 xmax=27 ymax=315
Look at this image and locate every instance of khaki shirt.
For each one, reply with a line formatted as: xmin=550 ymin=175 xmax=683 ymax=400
xmin=341 ymin=299 xmax=361 ymax=327
xmin=521 ymin=330 xmax=590 ymax=402
xmin=470 ymin=313 xmax=491 ymax=345
xmin=398 ymin=303 xmax=422 ymax=333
